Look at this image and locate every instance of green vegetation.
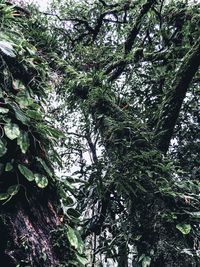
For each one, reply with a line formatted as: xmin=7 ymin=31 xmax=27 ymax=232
xmin=0 ymin=0 xmax=199 ymax=266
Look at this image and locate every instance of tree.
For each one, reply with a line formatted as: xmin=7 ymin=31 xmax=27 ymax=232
xmin=1 ymin=0 xmax=199 ymax=267
xmin=42 ymin=0 xmax=200 ymax=266
xmin=0 ymin=2 xmax=83 ymax=266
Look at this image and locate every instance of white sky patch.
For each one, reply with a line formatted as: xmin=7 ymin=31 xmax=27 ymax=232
xmin=23 ymin=0 xmax=50 ymax=11
xmin=33 ymin=0 xmax=49 ymax=10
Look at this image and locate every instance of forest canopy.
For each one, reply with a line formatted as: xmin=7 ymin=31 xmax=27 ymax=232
xmin=0 ymin=0 xmax=199 ymax=266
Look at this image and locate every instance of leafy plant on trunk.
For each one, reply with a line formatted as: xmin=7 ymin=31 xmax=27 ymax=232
xmin=0 ymin=1 xmax=83 ymax=266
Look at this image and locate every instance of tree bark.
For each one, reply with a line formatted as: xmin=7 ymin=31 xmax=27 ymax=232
xmin=0 ymin=187 xmax=63 ymax=267
xmin=155 ymin=37 xmax=200 ymax=153
xmin=0 ymin=3 xmax=68 ymax=266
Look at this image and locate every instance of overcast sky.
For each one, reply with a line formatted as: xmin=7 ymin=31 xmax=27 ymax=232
xmin=34 ymin=0 xmax=49 ymax=10
xmin=23 ymin=0 xmax=49 ymax=10
xmin=25 ymin=0 xmax=198 ymax=11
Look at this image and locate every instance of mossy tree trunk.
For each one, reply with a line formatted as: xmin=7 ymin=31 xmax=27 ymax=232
xmin=0 ymin=189 xmax=62 ymax=266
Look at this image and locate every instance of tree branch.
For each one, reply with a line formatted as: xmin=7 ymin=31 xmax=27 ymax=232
xmin=124 ymin=0 xmax=155 ymax=54
xmin=155 ymin=37 xmax=200 ymax=153
xmin=107 ymin=0 xmax=156 ymax=81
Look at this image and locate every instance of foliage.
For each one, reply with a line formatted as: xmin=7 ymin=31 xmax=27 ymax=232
xmin=40 ymin=0 xmax=200 ymax=266
xmin=1 ymin=0 xmax=199 ymax=266
xmin=0 ymin=0 xmax=53 ymax=200
xmin=0 ymin=1 xmax=83 ymax=266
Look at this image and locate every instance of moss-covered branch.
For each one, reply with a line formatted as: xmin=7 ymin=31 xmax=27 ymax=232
xmin=155 ymin=37 xmax=200 ymax=153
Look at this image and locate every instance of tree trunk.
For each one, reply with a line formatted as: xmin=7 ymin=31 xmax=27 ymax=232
xmin=74 ymin=87 xmax=198 ymax=266
xmin=0 ymin=187 xmax=62 ymax=267
xmin=155 ymin=37 xmax=200 ymax=153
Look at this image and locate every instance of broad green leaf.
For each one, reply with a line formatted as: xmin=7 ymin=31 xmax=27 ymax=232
xmin=75 ymin=231 xmax=84 ymax=255
xmin=62 ymin=196 xmax=74 ymax=206
xmin=176 ymin=224 xmax=191 ymax=235
xmin=17 ymin=131 xmax=30 ymax=154
xmin=26 ymin=110 xmax=42 ymax=120
xmin=4 ymin=123 xmax=20 ymax=140
xmin=46 ymin=127 xmax=65 ymax=138
xmin=16 ymin=95 xmax=34 ymax=108
xmin=37 ymin=124 xmax=65 ymax=139
xmin=76 ymin=254 xmax=88 ymax=266
xmin=0 ymin=40 xmax=15 ymax=57
xmin=7 ymin=100 xmax=30 ymax=125
xmin=7 ymin=184 xmax=19 ymax=196
xmin=0 ymin=107 xmax=9 ymax=114
xmin=35 ymin=173 xmax=48 ymax=188
xmin=5 ymin=162 xmax=13 ymax=171
xmin=0 ymin=193 xmax=9 ymax=200
xmin=36 ymin=157 xmax=52 ymax=177
xmin=0 ymin=139 xmax=7 ymax=157
xmin=67 ymin=226 xmax=79 ymax=249
xmin=18 ymin=164 xmax=34 ymax=181
xmin=13 ymin=105 xmax=29 ymax=125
